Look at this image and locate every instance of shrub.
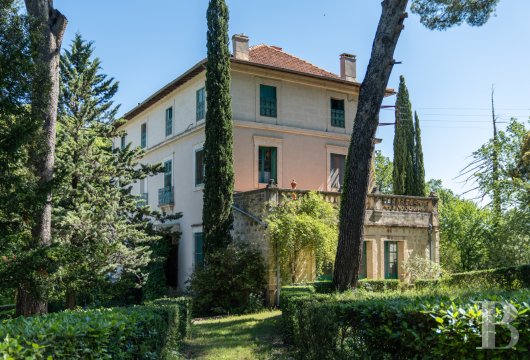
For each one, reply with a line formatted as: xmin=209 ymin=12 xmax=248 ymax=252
xmin=281 ymin=288 xmax=530 ymax=359
xmin=146 ymin=297 xmax=192 ymax=340
xmin=0 ymin=298 xmax=191 ymax=359
xmin=415 ymin=264 xmax=530 ymax=291
xmin=358 ymin=279 xmax=400 ymax=292
xmin=188 ymin=242 xmax=266 ymax=316
xmin=402 ymin=254 xmax=443 ymax=285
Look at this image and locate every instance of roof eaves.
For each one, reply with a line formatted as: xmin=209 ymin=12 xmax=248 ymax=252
xmin=122 ymin=58 xmax=207 ymax=120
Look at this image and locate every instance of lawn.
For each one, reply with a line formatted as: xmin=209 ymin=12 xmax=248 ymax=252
xmin=181 ymin=310 xmax=291 ymax=360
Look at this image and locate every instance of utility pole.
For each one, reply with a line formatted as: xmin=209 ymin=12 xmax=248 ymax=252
xmin=491 ymin=86 xmax=501 ymax=218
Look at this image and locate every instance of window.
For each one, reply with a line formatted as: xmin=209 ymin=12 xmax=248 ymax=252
xmin=196 ymin=88 xmax=205 ymax=121
xmin=195 ymin=149 xmax=205 ymax=186
xmin=141 ymin=123 xmax=147 ymax=148
xmin=194 ymin=232 xmax=204 ymax=268
xmin=359 ymin=242 xmax=367 ymax=279
xmin=384 ymin=241 xmax=399 ymax=279
xmin=120 ymin=135 xmax=126 ymax=150
xmin=260 ymin=84 xmax=277 ymax=117
xmin=165 ymin=107 xmax=173 ymax=136
xmin=331 ymin=98 xmax=345 ymax=128
xmin=258 ymin=146 xmax=277 ymax=184
xmin=139 ymin=178 xmax=148 ymax=203
xmin=164 ymin=160 xmax=172 ymax=188
xmin=330 ymin=153 xmax=346 ymax=190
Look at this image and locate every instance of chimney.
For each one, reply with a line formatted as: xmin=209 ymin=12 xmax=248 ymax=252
xmin=232 ymin=34 xmax=249 ymax=61
xmin=340 ymin=53 xmax=357 ymax=82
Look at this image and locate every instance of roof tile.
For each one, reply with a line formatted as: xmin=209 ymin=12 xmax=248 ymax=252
xmin=247 ymin=44 xmax=340 ymax=79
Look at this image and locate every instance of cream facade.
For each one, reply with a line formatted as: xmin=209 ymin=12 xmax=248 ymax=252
xmin=116 ymin=35 xmax=438 ymax=294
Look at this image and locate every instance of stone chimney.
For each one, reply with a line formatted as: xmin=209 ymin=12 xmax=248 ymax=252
xmin=340 ymin=53 xmax=357 ymax=82
xmin=232 ymin=34 xmax=249 ymax=61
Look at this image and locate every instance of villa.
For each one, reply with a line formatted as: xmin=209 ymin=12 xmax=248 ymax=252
xmin=115 ymin=34 xmax=440 ymax=301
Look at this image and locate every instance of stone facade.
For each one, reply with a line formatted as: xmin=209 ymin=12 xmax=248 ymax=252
xmin=232 ymin=188 xmax=440 ymax=304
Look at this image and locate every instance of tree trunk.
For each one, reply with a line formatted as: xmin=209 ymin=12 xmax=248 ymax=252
xmin=16 ymin=0 xmax=67 ymax=316
xmin=333 ymin=0 xmax=408 ymax=291
xmin=66 ymin=288 xmax=76 ymax=310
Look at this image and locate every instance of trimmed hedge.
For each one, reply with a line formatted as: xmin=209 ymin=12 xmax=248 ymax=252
xmin=0 ymin=297 xmax=192 ymax=359
xmin=293 ymin=279 xmax=401 ymax=295
xmin=416 ymin=264 xmax=530 ymax=291
xmin=281 ymin=289 xmax=530 ymax=359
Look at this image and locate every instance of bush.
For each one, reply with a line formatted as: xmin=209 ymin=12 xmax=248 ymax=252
xmin=188 ymin=242 xmax=266 ymax=316
xmin=416 ymin=264 xmax=530 ymax=291
xmin=281 ymin=288 xmax=530 ymax=359
xmin=0 ymin=298 xmax=192 ymax=359
xmin=358 ymin=279 xmax=400 ymax=292
xmin=402 ymin=254 xmax=443 ymax=284
xmin=146 ymin=297 xmax=192 ymax=340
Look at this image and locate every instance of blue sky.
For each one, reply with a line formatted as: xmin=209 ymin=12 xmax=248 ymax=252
xmin=55 ymin=0 xmax=530 ymax=197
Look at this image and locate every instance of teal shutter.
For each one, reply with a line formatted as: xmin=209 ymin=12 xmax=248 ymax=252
xmin=195 ymin=232 xmax=204 ymax=268
xmin=196 ymin=88 xmax=205 ymax=120
xmin=271 ymin=147 xmax=277 ymax=183
xmin=165 ymin=108 xmax=173 ymax=136
xmin=331 ymin=99 xmax=345 ymax=128
xmin=141 ymin=124 xmax=147 ymax=148
xmin=385 ymin=242 xmax=398 ymax=279
xmin=120 ymin=135 xmax=126 ymax=150
xmin=164 ymin=160 xmax=172 ymax=188
xmin=258 ymin=147 xmax=264 ymax=183
xmin=260 ymin=85 xmax=277 ymax=117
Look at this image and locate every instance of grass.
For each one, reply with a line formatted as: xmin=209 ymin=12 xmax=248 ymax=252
xmin=181 ymin=310 xmax=292 ymax=360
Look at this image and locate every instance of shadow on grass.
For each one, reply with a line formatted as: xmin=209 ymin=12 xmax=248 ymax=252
xmin=182 ymin=311 xmax=292 ymax=359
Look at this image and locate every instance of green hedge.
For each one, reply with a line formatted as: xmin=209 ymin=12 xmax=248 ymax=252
xmin=291 ymin=279 xmax=401 ymax=295
xmin=281 ymin=289 xmax=530 ymax=359
xmin=416 ymin=264 xmax=530 ymax=291
xmin=0 ymin=297 xmax=192 ymax=359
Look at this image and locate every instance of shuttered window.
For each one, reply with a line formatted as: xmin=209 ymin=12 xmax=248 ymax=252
xmin=194 ymin=232 xmax=204 ymax=268
xmin=384 ymin=241 xmax=399 ymax=279
xmin=195 ymin=149 xmax=205 ymax=186
xmin=196 ymin=88 xmax=205 ymax=121
xmin=141 ymin=123 xmax=147 ymax=148
xmin=331 ymin=98 xmax=345 ymax=128
xmin=330 ymin=153 xmax=346 ymax=190
xmin=164 ymin=160 xmax=172 ymax=188
xmin=165 ymin=107 xmax=173 ymax=136
xmin=260 ymin=85 xmax=277 ymax=117
xmin=258 ymin=146 xmax=277 ymax=184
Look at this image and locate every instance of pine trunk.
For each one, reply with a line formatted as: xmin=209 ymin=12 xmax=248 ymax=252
xmin=333 ymin=0 xmax=408 ymax=291
xmin=16 ymin=0 xmax=67 ymax=316
xmin=66 ymin=288 xmax=76 ymax=310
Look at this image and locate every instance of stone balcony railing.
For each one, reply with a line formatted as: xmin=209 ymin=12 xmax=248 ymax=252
xmin=233 ymin=188 xmax=439 ymax=229
xmin=264 ymin=189 xmax=437 ymax=213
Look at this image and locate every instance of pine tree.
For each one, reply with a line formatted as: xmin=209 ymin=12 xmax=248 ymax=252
xmin=413 ymin=111 xmax=426 ymax=196
xmin=54 ymin=34 xmax=180 ymax=308
xmin=393 ymin=75 xmax=415 ymax=195
xmin=202 ymin=0 xmax=234 ymax=257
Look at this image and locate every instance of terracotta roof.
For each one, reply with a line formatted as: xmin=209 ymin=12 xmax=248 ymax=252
xmin=123 ymin=44 xmax=356 ymax=121
xmin=248 ymin=44 xmax=340 ymax=80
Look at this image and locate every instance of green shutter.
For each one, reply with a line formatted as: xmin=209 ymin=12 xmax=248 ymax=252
xmin=260 ymin=85 xmax=277 ymax=117
xmin=258 ymin=147 xmax=264 ymax=183
xmin=385 ymin=241 xmax=398 ymax=279
xmin=164 ymin=160 xmax=172 ymax=188
xmin=141 ymin=124 xmax=147 ymax=148
xmin=271 ymin=147 xmax=277 ymax=183
xmin=195 ymin=232 xmax=204 ymax=268
xmin=165 ymin=108 xmax=173 ymax=136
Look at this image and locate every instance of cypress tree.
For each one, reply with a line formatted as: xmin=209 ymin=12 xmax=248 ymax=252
xmin=393 ymin=75 xmax=414 ymax=195
xmin=203 ymin=0 xmax=234 ymax=257
xmin=413 ymin=111 xmax=426 ymax=196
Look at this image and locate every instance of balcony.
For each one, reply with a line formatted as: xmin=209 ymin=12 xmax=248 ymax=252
xmin=158 ymin=186 xmax=174 ymax=206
